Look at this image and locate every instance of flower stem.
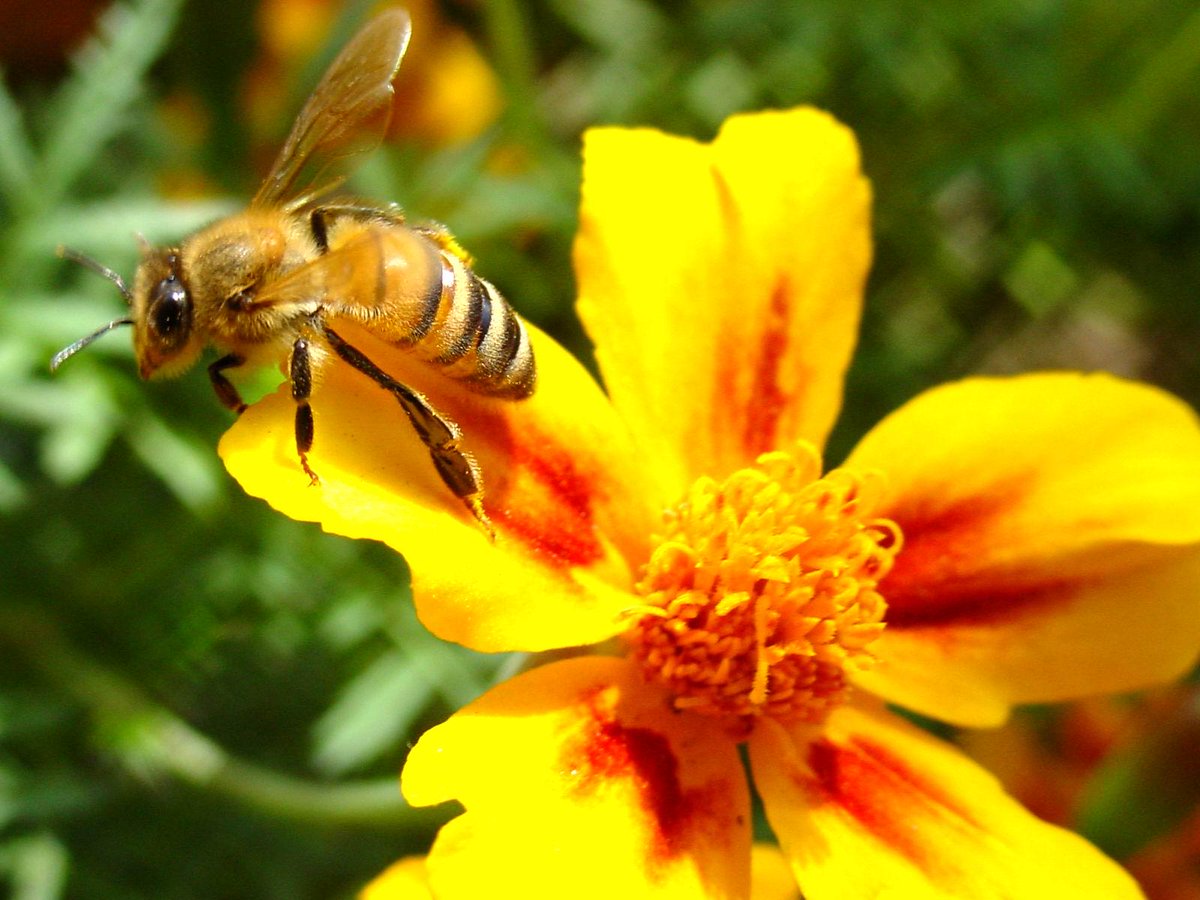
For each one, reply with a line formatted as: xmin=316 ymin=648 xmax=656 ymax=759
xmin=1 ymin=609 xmax=447 ymax=831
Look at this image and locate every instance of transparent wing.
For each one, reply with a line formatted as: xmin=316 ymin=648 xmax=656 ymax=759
xmin=252 ymin=8 xmax=412 ymax=208
xmin=241 ymin=229 xmax=385 ymax=313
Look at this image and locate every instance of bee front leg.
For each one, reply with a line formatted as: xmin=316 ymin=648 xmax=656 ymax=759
xmin=289 ymin=337 xmax=320 ymax=485
xmin=321 ymin=324 xmax=493 ymax=537
xmin=208 ymin=354 xmax=248 ymax=414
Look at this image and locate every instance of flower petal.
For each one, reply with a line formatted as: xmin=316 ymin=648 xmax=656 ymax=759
xmin=359 ymin=857 xmax=432 ymax=900
xmin=220 ymin=321 xmax=657 ymax=652
xmin=750 ymin=844 xmax=802 ymax=900
xmin=402 ymin=656 xmax=752 ymax=898
xmin=749 ymin=703 xmax=1146 ymax=900
xmin=576 ymin=108 xmax=871 ymax=498
xmin=844 ymin=373 xmax=1200 ymax=726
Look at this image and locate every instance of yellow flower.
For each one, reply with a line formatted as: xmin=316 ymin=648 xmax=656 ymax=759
xmin=220 ymin=108 xmax=1200 ymax=898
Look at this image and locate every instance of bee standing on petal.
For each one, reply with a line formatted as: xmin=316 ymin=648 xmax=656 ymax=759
xmin=50 ymin=8 xmax=536 ymax=536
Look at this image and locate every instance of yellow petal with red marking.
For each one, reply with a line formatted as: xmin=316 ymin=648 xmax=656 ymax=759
xmin=220 ymin=321 xmax=657 ymax=653
xmin=844 ymin=373 xmax=1200 ymax=726
xmin=402 ymin=656 xmax=752 ymax=899
xmin=749 ymin=703 xmax=1146 ymax=900
xmin=575 ymin=107 xmax=871 ymax=499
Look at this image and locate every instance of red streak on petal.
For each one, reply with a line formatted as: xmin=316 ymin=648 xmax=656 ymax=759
xmin=881 ymin=484 xmax=1074 ymax=628
xmin=489 ymin=428 xmax=604 ymax=568
xmin=740 ymin=280 xmax=794 ymax=457
xmin=804 ymin=735 xmax=979 ymax=878
xmin=562 ymin=691 xmax=738 ymax=870
xmin=584 ymin=722 xmax=690 ymax=857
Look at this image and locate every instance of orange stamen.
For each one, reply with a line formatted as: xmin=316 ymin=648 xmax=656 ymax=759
xmin=625 ymin=443 xmax=902 ymax=727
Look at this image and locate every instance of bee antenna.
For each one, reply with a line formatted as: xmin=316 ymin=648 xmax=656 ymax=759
xmin=57 ymin=245 xmax=132 ymax=304
xmin=50 ymin=317 xmax=135 ymax=372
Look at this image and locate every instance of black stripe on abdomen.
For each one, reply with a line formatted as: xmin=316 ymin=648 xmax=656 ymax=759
xmin=395 ymin=247 xmax=445 ymax=346
xmin=466 ymin=280 xmax=535 ymax=397
xmin=430 ymin=264 xmax=485 ymax=364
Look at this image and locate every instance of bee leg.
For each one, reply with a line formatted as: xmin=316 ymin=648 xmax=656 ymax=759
xmin=208 ymin=353 xmax=248 ymax=414
xmin=289 ymin=337 xmax=320 ymax=485
xmin=321 ymin=324 xmax=494 ymax=538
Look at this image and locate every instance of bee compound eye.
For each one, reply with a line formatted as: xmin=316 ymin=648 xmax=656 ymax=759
xmin=150 ymin=277 xmax=191 ymax=344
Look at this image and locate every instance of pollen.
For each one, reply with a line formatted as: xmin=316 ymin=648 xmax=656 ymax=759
xmin=625 ymin=443 xmax=901 ymax=727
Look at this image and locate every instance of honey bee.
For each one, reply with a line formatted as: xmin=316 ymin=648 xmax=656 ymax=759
xmin=51 ymin=8 xmax=535 ymax=535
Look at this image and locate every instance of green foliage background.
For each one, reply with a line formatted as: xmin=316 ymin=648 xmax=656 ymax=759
xmin=1 ymin=0 xmax=1198 ymax=896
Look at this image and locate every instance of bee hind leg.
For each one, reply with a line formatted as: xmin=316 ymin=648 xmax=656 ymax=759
xmin=321 ymin=324 xmax=494 ymax=538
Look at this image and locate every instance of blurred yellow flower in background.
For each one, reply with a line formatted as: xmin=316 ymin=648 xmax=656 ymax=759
xmin=252 ymin=0 xmax=502 ymax=147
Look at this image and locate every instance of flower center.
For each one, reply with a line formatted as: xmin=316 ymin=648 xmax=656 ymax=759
xmin=625 ymin=444 xmax=901 ymax=727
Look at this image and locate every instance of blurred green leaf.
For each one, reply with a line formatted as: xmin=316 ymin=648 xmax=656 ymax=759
xmin=125 ymin=412 xmax=222 ymax=513
xmin=37 ymin=0 xmax=184 ymax=213
xmin=0 ymin=73 xmax=38 ymax=215
xmin=0 ymin=832 xmax=69 ymax=900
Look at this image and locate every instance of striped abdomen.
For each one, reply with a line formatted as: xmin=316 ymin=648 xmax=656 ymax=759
xmin=328 ymin=224 xmax=536 ymax=399
xmin=420 ymin=247 xmax=535 ymax=399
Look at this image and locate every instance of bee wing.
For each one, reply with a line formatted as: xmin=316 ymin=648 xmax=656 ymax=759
xmin=252 ymin=8 xmax=412 ymax=209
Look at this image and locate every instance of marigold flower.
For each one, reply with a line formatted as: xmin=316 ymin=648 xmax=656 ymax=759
xmin=220 ymin=108 xmax=1200 ymax=898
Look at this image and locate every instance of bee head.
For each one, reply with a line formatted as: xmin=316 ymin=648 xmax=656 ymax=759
xmin=51 ymin=244 xmax=205 ymax=379
xmin=131 ymin=246 xmax=204 ymax=379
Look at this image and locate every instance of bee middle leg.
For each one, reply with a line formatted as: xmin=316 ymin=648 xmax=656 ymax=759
xmin=211 ymin=348 xmax=319 ymax=484
xmin=288 ymin=338 xmax=320 ymax=485
xmin=320 ymin=324 xmax=493 ymax=537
